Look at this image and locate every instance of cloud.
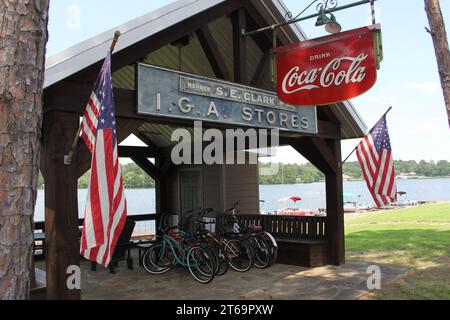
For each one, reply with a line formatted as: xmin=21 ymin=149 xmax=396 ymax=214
xmin=405 ymin=81 xmax=441 ymax=94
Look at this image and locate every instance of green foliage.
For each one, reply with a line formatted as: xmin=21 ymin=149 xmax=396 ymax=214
xmin=394 ymin=159 xmax=450 ymax=177
xmin=342 ymin=161 xmax=363 ymax=179
xmin=259 ymin=162 xmax=324 ymax=184
xmin=37 ymin=171 xmax=45 ymax=188
xmin=38 ymin=163 xmax=156 ymax=189
xmin=120 ymin=162 xmax=155 ymax=188
xmin=259 ymin=160 xmax=450 ymax=184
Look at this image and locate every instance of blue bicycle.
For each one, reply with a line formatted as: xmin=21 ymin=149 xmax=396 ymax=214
xmin=142 ymin=215 xmax=216 ymax=284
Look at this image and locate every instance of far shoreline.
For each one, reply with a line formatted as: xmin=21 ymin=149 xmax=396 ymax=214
xmin=36 ymin=176 xmax=450 ymax=190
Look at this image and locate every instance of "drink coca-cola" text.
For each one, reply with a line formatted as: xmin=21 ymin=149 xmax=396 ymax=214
xmin=281 ymin=53 xmax=369 ymax=94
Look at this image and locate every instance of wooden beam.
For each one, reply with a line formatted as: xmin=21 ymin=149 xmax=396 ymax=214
xmin=245 ymin=1 xmax=296 ymax=48
xmin=42 ymin=111 xmax=81 ymax=300
xmin=154 ymin=157 xmax=168 ymax=236
xmin=118 ymin=146 xmax=157 ymax=158
xmin=325 ymin=140 xmax=345 ymax=265
xmin=309 ymin=138 xmax=338 ymax=174
xmin=317 ymin=120 xmax=341 ymax=139
xmin=44 ymin=81 xmax=139 ymax=119
xmin=318 ymin=106 xmax=340 ymax=124
xmin=131 ymin=156 xmax=161 ymax=181
xmin=195 ymin=26 xmax=232 ymax=81
xmin=289 ymin=137 xmax=337 ymax=175
xmin=289 ymin=136 xmax=345 ymax=265
xmin=231 ymin=8 xmax=248 ymax=84
xmin=158 ymin=156 xmax=175 ymax=176
xmin=133 ymin=132 xmax=171 ymax=157
xmin=243 ymin=2 xmax=284 ymax=51
xmin=250 ymin=52 xmax=270 ymax=88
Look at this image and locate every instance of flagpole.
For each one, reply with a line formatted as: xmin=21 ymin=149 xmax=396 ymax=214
xmin=64 ymin=31 xmax=121 ymax=165
xmin=341 ymin=106 xmax=393 ymax=164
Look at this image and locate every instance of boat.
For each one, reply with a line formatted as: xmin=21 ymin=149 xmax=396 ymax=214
xmin=275 ymin=196 xmax=321 ymax=216
xmin=391 ymin=199 xmax=419 ymax=207
xmin=343 ymin=192 xmax=374 ymax=212
xmin=390 ymin=191 xmax=419 ymax=208
xmin=344 ymin=201 xmax=374 ymax=212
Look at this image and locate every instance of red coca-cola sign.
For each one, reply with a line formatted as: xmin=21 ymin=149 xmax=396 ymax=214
xmin=274 ymin=26 xmax=380 ymax=106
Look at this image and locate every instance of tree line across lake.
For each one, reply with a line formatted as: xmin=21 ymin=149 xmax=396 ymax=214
xmin=37 ymin=160 xmax=450 ymax=189
xmin=259 ymin=160 xmax=450 ymax=184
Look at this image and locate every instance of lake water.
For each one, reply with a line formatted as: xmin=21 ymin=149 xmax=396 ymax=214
xmin=33 ymin=178 xmax=450 ymax=222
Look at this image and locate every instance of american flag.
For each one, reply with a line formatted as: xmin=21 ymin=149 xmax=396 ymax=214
xmin=80 ymin=50 xmax=127 ymax=267
xmin=356 ymin=115 xmax=397 ymax=207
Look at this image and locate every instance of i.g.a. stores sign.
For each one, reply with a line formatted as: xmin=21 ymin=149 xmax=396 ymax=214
xmin=274 ymin=25 xmax=382 ymax=106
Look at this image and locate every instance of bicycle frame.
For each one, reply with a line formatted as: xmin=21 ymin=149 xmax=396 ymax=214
xmin=159 ymin=230 xmax=193 ymax=267
xmin=200 ymin=231 xmax=241 ymax=259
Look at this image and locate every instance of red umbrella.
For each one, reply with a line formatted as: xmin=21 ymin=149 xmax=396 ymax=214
xmin=290 ymin=196 xmax=302 ymax=202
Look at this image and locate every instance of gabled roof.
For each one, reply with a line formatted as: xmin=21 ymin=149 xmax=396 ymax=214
xmin=44 ymin=0 xmax=367 ymax=138
xmin=45 ymin=0 xmax=220 ymax=88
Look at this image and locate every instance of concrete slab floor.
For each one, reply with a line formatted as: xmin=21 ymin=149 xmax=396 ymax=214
xmin=35 ymin=249 xmax=408 ymax=300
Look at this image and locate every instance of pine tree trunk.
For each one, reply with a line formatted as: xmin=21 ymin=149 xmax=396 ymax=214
xmin=0 ymin=0 xmax=49 ymax=300
xmin=424 ymin=0 xmax=450 ymax=128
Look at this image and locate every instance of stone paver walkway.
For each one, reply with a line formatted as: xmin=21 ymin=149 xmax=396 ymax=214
xmin=76 ymin=250 xmax=407 ymax=300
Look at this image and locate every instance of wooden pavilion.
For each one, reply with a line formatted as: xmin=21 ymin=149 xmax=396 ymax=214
xmin=40 ymin=0 xmax=367 ymax=299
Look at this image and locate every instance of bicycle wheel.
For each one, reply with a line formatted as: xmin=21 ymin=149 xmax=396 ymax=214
xmin=261 ymin=232 xmax=278 ymax=265
xmin=248 ymin=235 xmax=271 ymax=269
xmin=142 ymin=243 xmax=173 ymax=275
xmin=211 ymin=241 xmax=229 ymax=276
xmin=225 ymin=238 xmax=253 ymax=272
xmin=197 ymin=242 xmax=219 ymax=276
xmin=187 ymin=246 xmax=215 ymax=284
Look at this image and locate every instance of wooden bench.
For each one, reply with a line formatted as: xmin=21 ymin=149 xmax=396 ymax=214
xmin=217 ymin=214 xmax=329 ymax=267
xmin=275 ymin=238 xmax=328 ymax=267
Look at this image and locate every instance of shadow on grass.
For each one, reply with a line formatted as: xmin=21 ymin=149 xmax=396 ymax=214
xmin=375 ymin=259 xmax=450 ymax=300
xmin=346 ymin=228 xmax=450 ymax=262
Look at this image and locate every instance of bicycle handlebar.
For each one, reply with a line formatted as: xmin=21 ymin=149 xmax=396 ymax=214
xmin=224 ymin=200 xmax=241 ymax=215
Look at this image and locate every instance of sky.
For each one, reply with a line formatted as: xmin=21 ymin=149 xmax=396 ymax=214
xmin=46 ymin=0 xmax=450 ymax=163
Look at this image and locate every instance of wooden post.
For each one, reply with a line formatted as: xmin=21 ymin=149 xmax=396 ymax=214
xmin=289 ymin=136 xmax=344 ymax=266
xmin=155 ymin=157 xmax=168 ymax=235
xmin=231 ymin=8 xmax=248 ymax=84
xmin=42 ymin=111 xmax=81 ymax=300
xmin=325 ymin=140 xmax=345 ymax=265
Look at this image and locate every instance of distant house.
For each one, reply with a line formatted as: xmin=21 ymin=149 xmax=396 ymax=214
xmin=342 ymin=174 xmax=353 ymax=181
xmin=398 ymin=172 xmax=418 ymax=179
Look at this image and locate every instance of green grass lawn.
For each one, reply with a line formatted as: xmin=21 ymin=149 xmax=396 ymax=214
xmin=347 ymin=202 xmax=450 ymax=224
xmin=345 ymin=202 xmax=450 ymax=300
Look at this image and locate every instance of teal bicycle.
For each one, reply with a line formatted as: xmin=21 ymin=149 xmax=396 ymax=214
xmin=142 ymin=214 xmax=216 ymax=284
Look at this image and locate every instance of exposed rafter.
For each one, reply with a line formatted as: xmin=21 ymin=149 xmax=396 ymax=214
xmin=131 ymin=156 xmax=161 ymax=181
xmin=250 ymin=52 xmax=270 ymax=88
xmin=289 ymin=137 xmax=338 ymax=175
xmin=231 ymin=8 xmax=248 ymax=84
xmin=196 ymin=26 xmax=232 ymax=81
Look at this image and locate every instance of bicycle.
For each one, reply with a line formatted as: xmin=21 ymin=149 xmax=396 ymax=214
xmin=188 ymin=208 xmax=230 ymax=276
xmin=141 ymin=213 xmax=216 ymax=284
xmin=190 ymin=207 xmax=254 ymax=273
xmin=221 ymin=201 xmax=278 ymax=269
